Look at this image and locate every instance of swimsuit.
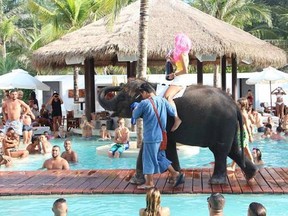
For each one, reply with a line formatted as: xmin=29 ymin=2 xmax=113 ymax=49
xmin=109 ymin=142 xmax=129 ymax=156
xmin=4 ymin=120 xmax=23 ymax=135
xmin=22 ymin=124 xmax=33 ymax=132
xmin=171 ymin=55 xmax=191 ymax=86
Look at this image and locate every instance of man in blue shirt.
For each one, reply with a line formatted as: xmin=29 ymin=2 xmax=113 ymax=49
xmin=132 ymin=83 xmax=184 ymax=189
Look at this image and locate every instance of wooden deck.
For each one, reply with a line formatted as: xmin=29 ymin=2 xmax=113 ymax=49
xmin=0 ymin=168 xmax=288 ymax=196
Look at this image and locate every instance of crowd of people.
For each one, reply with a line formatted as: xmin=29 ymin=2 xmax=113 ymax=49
xmin=0 ymin=89 xmax=78 ymax=169
xmin=227 ymin=87 xmax=288 ymax=171
xmin=51 ymin=191 xmax=267 ymax=216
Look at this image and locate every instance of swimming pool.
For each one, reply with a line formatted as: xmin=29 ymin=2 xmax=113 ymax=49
xmin=0 ymin=194 xmax=286 ymax=216
xmin=2 ymin=136 xmax=287 ymax=171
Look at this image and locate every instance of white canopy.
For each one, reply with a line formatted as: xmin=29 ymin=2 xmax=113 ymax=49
xmin=0 ymin=69 xmax=50 ymax=91
xmin=246 ymin=66 xmax=288 ymax=107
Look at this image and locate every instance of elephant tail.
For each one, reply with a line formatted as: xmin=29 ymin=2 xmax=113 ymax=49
xmin=237 ymin=108 xmax=245 ymax=168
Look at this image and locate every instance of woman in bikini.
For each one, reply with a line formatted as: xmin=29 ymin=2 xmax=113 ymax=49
xmin=271 ymin=87 xmax=286 ymax=119
xmin=164 ymin=33 xmax=191 ymax=132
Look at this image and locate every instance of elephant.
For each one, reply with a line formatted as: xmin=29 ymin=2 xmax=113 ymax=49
xmin=98 ymin=79 xmax=258 ymax=184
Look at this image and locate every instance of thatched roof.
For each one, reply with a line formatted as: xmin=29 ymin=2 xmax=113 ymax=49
xmin=32 ymin=0 xmax=287 ymax=69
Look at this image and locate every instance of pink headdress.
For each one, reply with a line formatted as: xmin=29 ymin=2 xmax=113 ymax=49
xmin=173 ymin=33 xmax=191 ymax=61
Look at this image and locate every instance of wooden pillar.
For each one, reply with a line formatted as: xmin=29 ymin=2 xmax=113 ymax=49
xmin=197 ymin=59 xmax=203 ymax=84
xmin=127 ymin=61 xmax=137 ymax=79
xmin=84 ymin=58 xmax=95 ymax=121
xmin=221 ymin=55 xmax=226 ymax=91
xmin=231 ymin=54 xmax=237 ymax=100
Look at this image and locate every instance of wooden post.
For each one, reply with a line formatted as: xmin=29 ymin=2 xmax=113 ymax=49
xmin=197 ymin=59 xmax=203 ymax=84
xmin=231 ymin=54 xmax=237 ymax=100
xmin=127 ymin=61 xmax=137 ymax=79
xmin=84 ymin=58 xmax=95 ymax=121
xmin=221 ymin=55 xmax=226 ymax=91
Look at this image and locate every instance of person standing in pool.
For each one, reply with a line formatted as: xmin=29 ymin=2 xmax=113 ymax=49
xmin=52 ymin=198 xmax=68 ymax=216
xmin=139 ymin=187 xmax=170 ymax=216
xmin=132 ymin=83 xmax=184 ymax=189
xmin=42 ymin=145 xmax=69 ymax=170
xmin=207 ymin=193 xmax=225 ymax=216
xmin=247 ymin=202 xmax=266 ymax=216
xmin=61 ymin=139 xmax=78 ymax=163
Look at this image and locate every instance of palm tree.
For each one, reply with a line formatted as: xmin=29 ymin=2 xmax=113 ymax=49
xmin=135 ymin=0 xmax=149 ymax=147
xmin=190 ymin=0 xmax=273 ymax=87
xmin=0 ymin=0 xmax=27 ymax=73
xmin=27 ymin=0 xmax=98 ymax=48
xmin=27 ymin=0 xmax=100 ymax=101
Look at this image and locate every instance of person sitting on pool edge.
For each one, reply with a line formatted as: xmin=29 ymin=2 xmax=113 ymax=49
xmin=247 ymin=202 xmax=266 ymax=216
xmin=108 ymin=117 xmax=130 ymax=158
xmin=207 ymin=193 xmax=225 ymax=216
xmin=42 ymin=145 xmax=69 ymax=170
xmin=52 ymin=198 xmax=68 ymax=216
xmin=2 ymin=127 xmax=29 ymax=158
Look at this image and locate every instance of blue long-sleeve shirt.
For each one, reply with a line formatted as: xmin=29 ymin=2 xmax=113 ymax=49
xmin=132 ymin=96 xmax=176 ymax=143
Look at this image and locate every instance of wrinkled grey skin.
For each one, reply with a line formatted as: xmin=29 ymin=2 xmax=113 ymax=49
xmin=98 ymin=79 xmax=258 ymax=184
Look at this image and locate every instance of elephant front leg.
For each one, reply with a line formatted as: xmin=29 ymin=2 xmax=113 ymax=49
xmin=209 ymin=148 xmax=228 ymax=185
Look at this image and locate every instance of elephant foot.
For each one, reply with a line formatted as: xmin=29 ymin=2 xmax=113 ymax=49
xmin=208 ymin=175 xmax=227 ymax=185
xmin=244 ymin=166 xmax=259 ymax=181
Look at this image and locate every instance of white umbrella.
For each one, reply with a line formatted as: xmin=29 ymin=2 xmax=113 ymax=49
xmin=0 ymin=69 xmax=50 ymax=91
xmin=246 ymin=66 xmax=288 ymax=107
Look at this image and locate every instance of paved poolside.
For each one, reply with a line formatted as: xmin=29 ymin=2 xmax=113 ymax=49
xmin=0 ymin=168 xmax=287 ymax=196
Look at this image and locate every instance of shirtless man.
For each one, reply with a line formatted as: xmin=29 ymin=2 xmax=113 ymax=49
xmin=61 ymin=139 xmax=78 ymax=163
xmin=26 ymin=136 xmax=42 ymax=154
xmin=39 ymin=134 xmax=52 ymax=154
xmin=2 ymin=127 xmax=29 ymax=158
xmin=2 ymin=89 xmax=30 ymax=135
xmin=108 ymin=117 xmax=130 ymax=158
xmin=52 ymin=198 xmax=68 ymax=216
xmin=42 ymin=145 xmax=69 ymax=170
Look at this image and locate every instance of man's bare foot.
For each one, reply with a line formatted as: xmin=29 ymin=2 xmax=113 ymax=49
xmin=114 ymin=151 xmax=120 ymax=158
xmin=171 ymin=117 xmax=182 ymax=132
xmin=227 ymin=166 xmax=235 ymax=172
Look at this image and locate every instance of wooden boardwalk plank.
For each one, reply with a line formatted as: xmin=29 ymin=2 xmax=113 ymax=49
xmin=259 ymin=168 xmax=283 ymax=193
xmin=182 ymin=169 xmax=193 ymax=193
xmin=0 ymin=168 xmax=287 ymax=195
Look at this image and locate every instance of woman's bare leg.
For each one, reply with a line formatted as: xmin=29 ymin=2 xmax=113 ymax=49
xmin=164 ymin=85 xmax=183 ymax=131
xmin=280 ymin=104 xmax=285 ymax=119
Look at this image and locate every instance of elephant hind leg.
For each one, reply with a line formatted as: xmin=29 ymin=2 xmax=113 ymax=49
xmin=228 ymin=150 xmax=258 ymax=181
xmin=209 ymin=143 xmax=228 ymax=185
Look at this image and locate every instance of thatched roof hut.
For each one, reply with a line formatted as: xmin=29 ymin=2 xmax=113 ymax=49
xmin=32 ymin=0 xmax=287 ymax=69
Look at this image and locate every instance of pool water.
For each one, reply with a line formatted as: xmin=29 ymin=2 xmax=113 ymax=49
xmin=0 ymin=194 xmax=287 ymax=216
xmin=1 ymin=136 xmax=287 ymax=171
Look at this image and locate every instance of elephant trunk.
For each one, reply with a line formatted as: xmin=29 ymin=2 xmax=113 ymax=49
xmin=98 ymin=86 xmax=121 ymax=111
